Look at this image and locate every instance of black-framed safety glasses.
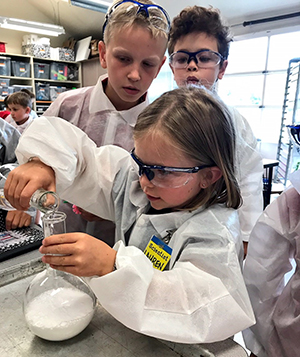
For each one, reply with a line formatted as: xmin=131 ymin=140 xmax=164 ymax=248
xmin=130 ymin=148 xmax=210 ymax=188
xmin=169 ymin=49 xmax=225 ymax=69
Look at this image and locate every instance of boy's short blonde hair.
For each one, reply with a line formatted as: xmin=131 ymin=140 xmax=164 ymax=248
xmin=103 ymin=0 xmax=169 ymax=44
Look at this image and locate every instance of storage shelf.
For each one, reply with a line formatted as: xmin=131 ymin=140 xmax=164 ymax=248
xmin=34 ymin=78 xmax=80 ymax=84
xmin=0 ymin=53 xmax=82 ymax=112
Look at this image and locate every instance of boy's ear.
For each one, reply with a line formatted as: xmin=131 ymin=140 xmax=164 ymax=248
xmin=201 ymin=167 xmax=222 ymax=188
xmin=98 ymin=41 xmax=107 ymax=69
xmin=26 ymin=107 xmax=31 ymax=115
xmin=154 ymin=56 xmax=166 ymax=79
xmin=217 ymin=60 xmax=228 ymax=80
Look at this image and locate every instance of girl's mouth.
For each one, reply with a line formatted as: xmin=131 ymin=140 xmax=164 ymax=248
xmin=146 ymin=194 xmax=160 ymax=202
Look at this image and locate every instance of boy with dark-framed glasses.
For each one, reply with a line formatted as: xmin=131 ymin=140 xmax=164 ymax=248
xmin=168 ymin=6 xmax=264 ymax=255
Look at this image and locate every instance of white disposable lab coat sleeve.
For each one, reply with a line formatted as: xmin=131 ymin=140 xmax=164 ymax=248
xmin=230 ymin=107 xmax=263 ymax=242
xmin=16 ymin=116 xmax=130 ymax=221
xmin=16 ymin=116 xmax=255 ymax=343
xmin=243 ymin=185 xmax=299 ymax=357
xmin=89 ymin=220 xmax=255 ymax=343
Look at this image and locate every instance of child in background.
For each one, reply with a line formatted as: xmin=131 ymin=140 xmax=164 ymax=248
xmin=44 ymin=0 xmax=169 ymax=246
xmin=0 ymin=96 xmax=11 ymax=120
xmin=5 ymin=86 xmax=255 ymax=343
xmin=0 ymin=118 xmax=32 ymax=229
xmin=168 ymin=6 xmax=263 ymax=254
xmin=242 ymin=125 xmax=300 ymax=357
xmin=5 ymin=91 xmax=34 ymax=134
xmin=20 ymin=88 xmax=38 ymax=119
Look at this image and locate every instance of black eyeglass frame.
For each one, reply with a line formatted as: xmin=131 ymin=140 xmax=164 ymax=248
xmin=169 ymin=49 xmax=225 ymax=69
xmin=130 ymin=148 xmax=210 ymax=182
xmin=102 ymin=0 xmax=171 ymax=36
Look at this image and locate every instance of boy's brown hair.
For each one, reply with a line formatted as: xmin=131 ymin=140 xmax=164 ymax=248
xmin=168 ymin=6 xmax=232 ymax=62
xmin=6 ymin=92 xmax=32 ymax=109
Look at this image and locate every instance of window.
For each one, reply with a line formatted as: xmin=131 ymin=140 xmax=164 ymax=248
xmin=218 ymin=30 xmax=300 ymax=158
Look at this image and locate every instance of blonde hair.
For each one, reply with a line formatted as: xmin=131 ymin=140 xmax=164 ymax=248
xmin=133 ymin=86 xmax=241 ymax=210
xmin=103 ymin=0 xmax=169 ymax=44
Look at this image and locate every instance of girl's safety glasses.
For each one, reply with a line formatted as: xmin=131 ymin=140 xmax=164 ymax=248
xmin=131 ymin=148 xmax=210 ymax=188
xmin=169 ymin=49 xmax=224 ymax=69
xmin=103 ymin=0 xmax=170 ymax=35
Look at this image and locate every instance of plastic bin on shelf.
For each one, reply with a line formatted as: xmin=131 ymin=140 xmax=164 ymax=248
xmin=67 ymin=64 xmax=79 ymax=81
xmin=0 ymin=56 xmax=11 ymax=76
xmin=50 ymin=62 xmax=68 ymax=81
xmin=49 ymin=86 xmax=66 ymax=101
xmin=0 ymin=78 xmax=10 ymax=87
xmin=0 ymin=86 xmax=14 ymax=99
xmin=35 ymin=82 xmax=50 ymax=101
xmin=34 ymin=63 xmax=50 ymax=79
xmin=36 ymin=103 xmax=50 ymax=115
xmin=12 ymin=84 xmax=33 ymax=93
xmin=11 ymin=61 xmax=31 ymax=77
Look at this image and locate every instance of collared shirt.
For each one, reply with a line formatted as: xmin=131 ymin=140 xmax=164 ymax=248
xmin=44 ymin=74 xmax=149 ymax=151
xmin=5 ymin=114 xmax=34 ymax=135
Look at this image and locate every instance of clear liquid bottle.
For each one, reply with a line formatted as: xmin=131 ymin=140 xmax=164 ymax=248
xmin=0 ymin=163 xmax=60 ymax=214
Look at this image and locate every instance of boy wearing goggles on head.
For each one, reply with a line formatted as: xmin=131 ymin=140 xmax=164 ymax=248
xmin=44 ymin=0 xmax=169 ymax=246
xmin=168 ymin=6 xmax=264 ymax=255
xmin=5 ymin=86 xmax=255 ymax=344
xmin=242 ymin=124 xmax=300 ymax=357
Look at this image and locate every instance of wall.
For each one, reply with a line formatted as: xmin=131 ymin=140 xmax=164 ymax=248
xmin=82 ymin=57 xmax=107 ymax=87
xmin=0 ymin=0 xmax=71 ymax=54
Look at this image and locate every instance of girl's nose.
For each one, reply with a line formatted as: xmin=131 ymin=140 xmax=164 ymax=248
xmin=139 ymin=172 xmax=155 ymax=189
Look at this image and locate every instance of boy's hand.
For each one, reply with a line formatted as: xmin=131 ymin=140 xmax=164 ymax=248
xmin=39 ymin=232 xmax=117 ymax=277
xmin=4 ymin=160 xmax=56 ymax=211
xmin=6 ymin=210 xmax=31 ymax=230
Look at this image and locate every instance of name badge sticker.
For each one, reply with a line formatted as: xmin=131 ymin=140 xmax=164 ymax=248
xmin=144 ymin=235 xmax=172 ymax=271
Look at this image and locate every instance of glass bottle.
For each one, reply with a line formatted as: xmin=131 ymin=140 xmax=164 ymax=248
xmin=23 ymin=211 xmax=97 ymax=341
xmin=0 ymin=163 xmax=60 ymax=214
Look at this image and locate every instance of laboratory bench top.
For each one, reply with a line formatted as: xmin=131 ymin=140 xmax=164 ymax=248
xmin=0 ymin=251 xmax=248 ymax=357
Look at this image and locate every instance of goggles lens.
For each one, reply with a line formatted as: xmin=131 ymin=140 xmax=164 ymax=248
xmin=103 ymin=0 xmax=170 ymax=35
xmin=169 ymin=50 xmax=224 ymax=69
xmin=131 ymin=149 xmax=209 ymax=188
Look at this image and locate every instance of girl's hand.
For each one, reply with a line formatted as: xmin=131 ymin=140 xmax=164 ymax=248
xmin=6 ymin=210 xmax=31 ymax=230
xmin=39 ymin=232 xmax=117 ymax=277
xmin=4 ymin=159 xmax=56 ymax=211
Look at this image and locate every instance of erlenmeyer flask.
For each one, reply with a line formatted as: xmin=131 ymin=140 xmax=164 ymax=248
xmin=0 ymin=163 xmax=60 ymax=213
xmin=23 ymin=211 xmax=97 ymax=341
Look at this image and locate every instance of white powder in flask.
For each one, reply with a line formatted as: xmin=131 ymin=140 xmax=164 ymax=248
xmin=25 ymin=287 xmax=95 ymax=341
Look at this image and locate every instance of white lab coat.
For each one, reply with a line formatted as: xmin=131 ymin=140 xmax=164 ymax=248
xmin=16 ymin=116 xmax=255 ymax=343
xmin=5 ymin=114 xmax=34 ymax=135
xmin=0 ymin=118 xmax=20 ymax=163
xmin=229 ymin=107 xmax=263 ymax=242
xmin=43 ymin=74 xmax=149 ymax=244
xmin=243 ymin=169 xmax=300 ymax=357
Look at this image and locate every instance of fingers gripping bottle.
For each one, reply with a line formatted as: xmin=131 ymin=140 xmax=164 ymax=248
xmin=0 ymin=163 xmax=59 ymax=214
